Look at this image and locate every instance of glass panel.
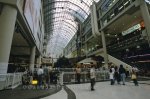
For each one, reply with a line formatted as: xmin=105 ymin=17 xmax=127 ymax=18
xmin=44 ymin=0 xmax=100 ymax=57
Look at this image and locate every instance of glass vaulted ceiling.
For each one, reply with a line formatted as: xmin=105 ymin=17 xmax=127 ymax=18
xmin=43 ymin=0 xmax=100 ymax=58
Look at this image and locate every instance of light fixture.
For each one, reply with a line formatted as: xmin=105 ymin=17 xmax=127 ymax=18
xmin=107 ymin=33 xmax=110 ymax=36
xmin=136 ymin=45 xmax=140 ymax=49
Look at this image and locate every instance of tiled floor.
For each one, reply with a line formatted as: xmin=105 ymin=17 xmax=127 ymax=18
xmin=41 ymin=88 xmax=67 ymax=99
xmin=67 ymin=81 xmax=150 ymax=99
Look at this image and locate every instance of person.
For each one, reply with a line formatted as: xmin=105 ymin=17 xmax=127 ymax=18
xmin=109 ymin=68 xmax=114 ymax=85
xmin=131 ymin=69 xmax=138 ymax=86
xmin=43 ymin=65 xmax=50 ymax=87
xmin=37 ymin=66 xmax=44 ymax=86
xmin=119 ymin=64 xmax=126 ymax=85
xmin=90 ymin=64 xmax=96 ymax=91
xmin=125 ymin=66 xmax=130 ymax=78
xmin=114 ymin=66 xmax=120 ymax=84
xmin=75 ymin=65 xmax=81 ymax=84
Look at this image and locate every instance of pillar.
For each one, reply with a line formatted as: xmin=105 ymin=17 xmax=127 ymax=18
xmin=36 ymin=55 xmax=42 ymax=68
xmin=140 ymin=0 xmax=150 ymax=47
xmin=29 ymin=46 xmax=36 ymax=72
xmin=85 ymin=43 xmax=88 ymax=58
xmin=101 ymin=31 xmax=108 ymax=67
xmin=90 ymin=1 xmax=100 ymax=37
xmin=0 ymin=5 xmax=17 ymax=74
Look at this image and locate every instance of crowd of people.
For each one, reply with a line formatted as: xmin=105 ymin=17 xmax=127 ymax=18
xmin=109 ymin=63 xmax=139 ymax=86
xmin=22 ymin=62 xmax=140 ymax=90
xmin=74 ymin=62 xmax=140 ymax=92
xmin=22 ymin=65 xmax=59 ymax=89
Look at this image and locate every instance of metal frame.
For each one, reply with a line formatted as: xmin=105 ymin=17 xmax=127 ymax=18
xmin=43 ymin=0 xmax=89 ymax=15
xmin=44 ymin=9 xmax=85 ymax=22
xmin=43 ymin=0 xmax=96 ymax=57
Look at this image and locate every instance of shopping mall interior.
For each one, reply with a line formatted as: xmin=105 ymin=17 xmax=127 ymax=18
xmin=0 ymin=0 xmax=150 ymax=99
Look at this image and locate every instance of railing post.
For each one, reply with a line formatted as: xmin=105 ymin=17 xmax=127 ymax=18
xmin=60 ymin=72 xmax=64 ymax=86
xmin=12 ymin=73 xmax=16 ymax=87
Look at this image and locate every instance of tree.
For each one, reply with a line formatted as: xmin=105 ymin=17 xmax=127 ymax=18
xmin=55 ymin=56 xmax=71 ymax=68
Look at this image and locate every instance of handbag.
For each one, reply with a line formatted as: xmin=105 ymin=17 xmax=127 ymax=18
xmin=131 ymin=74 xmax=136 ymax=79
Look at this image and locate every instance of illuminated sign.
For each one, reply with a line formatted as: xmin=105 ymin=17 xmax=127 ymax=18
xmin=122 ymin=24 xmax=141 ymax=36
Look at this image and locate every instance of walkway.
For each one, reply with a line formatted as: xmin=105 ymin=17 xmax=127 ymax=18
xmin=41 ymin=88 xmax=67 ymax=99
xmin=42 ymin=80 xmax=150 ymax=99
xmin=0 ymin=85 xmax=61 ymax=99
xmin=67 ymin=81 xmax=150 ymax=99
xmin=0 ymin=80 xmax=150 ymax=99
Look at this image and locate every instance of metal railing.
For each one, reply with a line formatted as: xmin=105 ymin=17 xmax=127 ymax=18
xmin=0 ymin=73 xmax=23 ymax=90
xmin=59 ymin=69 xmax=109 ymax=85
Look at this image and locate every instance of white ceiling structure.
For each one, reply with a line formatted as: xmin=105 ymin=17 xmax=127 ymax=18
xmin=43 ymin=0 xmax=100 ymax=58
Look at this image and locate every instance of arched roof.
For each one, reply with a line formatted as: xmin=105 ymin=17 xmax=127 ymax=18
xmin=43 ymin=0 xmax=100 ymax=58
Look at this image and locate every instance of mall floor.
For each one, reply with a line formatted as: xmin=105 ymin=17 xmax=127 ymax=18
xmin=42 ymin=80 xmax=150 ymax=99
xmin=0 ymin=79 xmax=150 ymax=99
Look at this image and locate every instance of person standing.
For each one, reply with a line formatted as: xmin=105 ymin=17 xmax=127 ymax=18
xmin=125 ymin=66 xmax=130 ymax=78
xmin=37 ymin=66 xmax=44 ymax=86
xmin=43 ymin=65 xmax=49 ymax=86
xmin=75 ymin=66 xmax=81 ymax=84
xmin=90 ymin=64 xmax=96 ymax=91
xmin=109 ymin=68 xmax=114 ymax=85
xmin=119 ymin=65 xmax=126 ymax=85
xmin=114 ymin=66 xmax=120 ymax=84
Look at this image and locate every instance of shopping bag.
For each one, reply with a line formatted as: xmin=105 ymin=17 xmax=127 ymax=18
xmin=131 ymin=74 xmax=136 ymax=79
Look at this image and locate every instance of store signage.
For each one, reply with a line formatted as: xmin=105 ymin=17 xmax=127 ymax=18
xmin=42 ymin=58 xmax=52 ymax=64
xmin=122 ymin=24 xmax=141 ymax=36
xmin=145 ymin=0 xmax=150 ymax=4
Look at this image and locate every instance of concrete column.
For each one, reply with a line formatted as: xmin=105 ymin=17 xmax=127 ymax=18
xmin=101 ymin=31 xmax=108 ymax=67
xmin=85 ymin=43 xmax=88 ymax=58
xmin=140 ymin=0 xmax=150 ymax=47
xmin=36 ymin=55 xmax=42 ymax=68
xmin=0 ymin=5 xmax=17 ymax=74
xmin=90 ymin=1 xmax=100 ymax=37
xmin=29 ymin=46 xmax=36 ymax=72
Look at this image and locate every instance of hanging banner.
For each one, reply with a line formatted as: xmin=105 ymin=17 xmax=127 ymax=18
xmin=122 ymin=24 xmax=141 ymax=36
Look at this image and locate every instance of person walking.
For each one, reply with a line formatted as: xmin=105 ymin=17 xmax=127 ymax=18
xmin=75 ymin=66 xmax=81 ymax=84
xmin=90 ymin=64 xmax=96 ymax=91
xmin=119 ymin=64 xmax=126 ymax=85
xmin=131 ymin=69 xmax=139 ymax=86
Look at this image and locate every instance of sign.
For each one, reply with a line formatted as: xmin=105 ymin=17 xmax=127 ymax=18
xmin=42 ymin=58 xmax=52 ymax=64
xmin=122 ymin=24 xmax=141 ymax=36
